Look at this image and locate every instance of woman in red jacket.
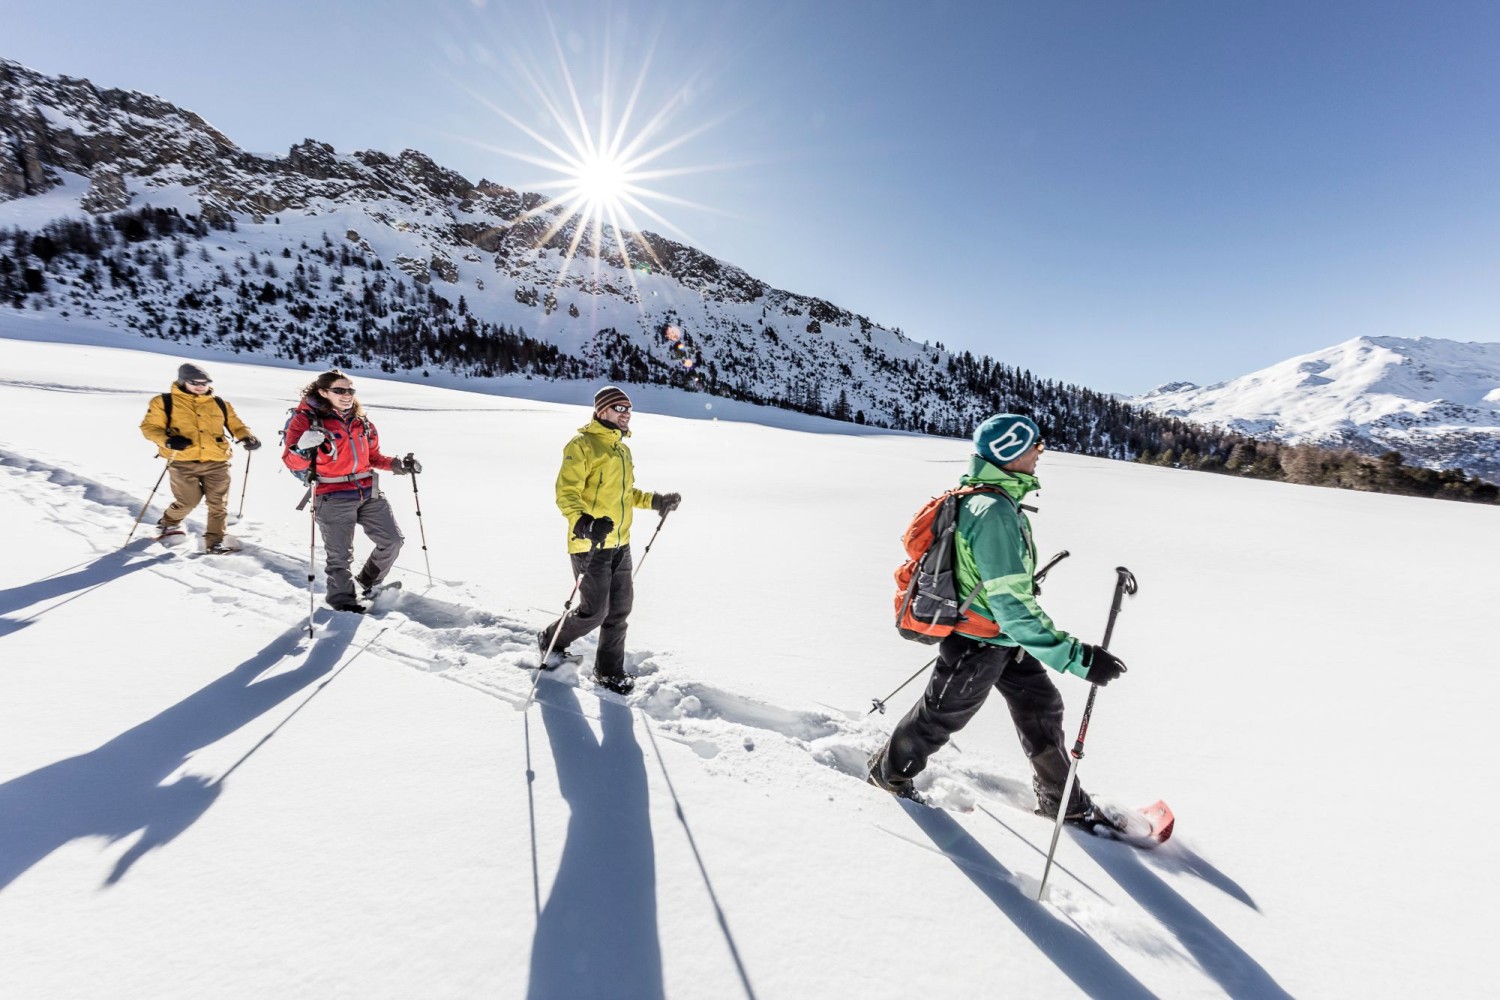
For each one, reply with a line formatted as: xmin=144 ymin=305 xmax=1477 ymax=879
xmin=281 ymin=369 xmax=420 ymax=613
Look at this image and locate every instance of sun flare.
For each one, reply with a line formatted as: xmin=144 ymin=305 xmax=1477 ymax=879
xmin=569 ymin=150 xmax=633 ymax=216
xmin=452 ymin=19 xmax=736 ymax=290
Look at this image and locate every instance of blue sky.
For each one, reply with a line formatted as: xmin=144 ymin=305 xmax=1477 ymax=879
xmin=5 ymin=0 xmax=1498 ymax=393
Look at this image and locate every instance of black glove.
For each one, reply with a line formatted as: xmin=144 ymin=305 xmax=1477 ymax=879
xmin=1082 ymin=644 xmax=1128 ymax=686
xmin=402 ymin=453 xmax=422 ymax=474
xmin=165 ymin=435 xmax=192 ymax=450
xmin=651 ymin=491 xmax=681 ymax=514
xmin=240 ymin=436 xmax=262 ymax=451
xmin=572 ymin=514 xmax=595 ymax=540
xmin=588 ymin=515 xmax=615 ymax=544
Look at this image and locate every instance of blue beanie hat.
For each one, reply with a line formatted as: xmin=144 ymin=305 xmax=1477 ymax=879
xmin=973 ymin=413 xmax=1042 ymax=466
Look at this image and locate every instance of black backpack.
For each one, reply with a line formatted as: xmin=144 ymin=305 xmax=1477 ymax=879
xmin=160 ymin=391 xmax=231 ymax=441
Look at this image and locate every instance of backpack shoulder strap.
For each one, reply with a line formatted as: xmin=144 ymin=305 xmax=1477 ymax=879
xmin=215 ymin=396 xmax=230 ymax=431
xmin=161 ymin=392 xmax=173 ymax=430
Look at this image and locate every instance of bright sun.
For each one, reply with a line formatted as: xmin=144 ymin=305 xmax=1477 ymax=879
xmin=569 ymin=151 xmax=632 ymax=215
xmin=455 ymin=21 xmax=729 ymax=286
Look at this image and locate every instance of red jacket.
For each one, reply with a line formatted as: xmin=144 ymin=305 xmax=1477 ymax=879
xmin=281 ymin=398 xmax=396 ymax=495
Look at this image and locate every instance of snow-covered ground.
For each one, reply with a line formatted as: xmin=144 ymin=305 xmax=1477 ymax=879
xmin=2 ymin=322 xmax=1497 ymax=999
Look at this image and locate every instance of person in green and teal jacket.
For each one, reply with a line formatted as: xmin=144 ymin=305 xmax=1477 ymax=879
xmin=537 ymin=386 xmax=680 ymax=695
xmin=868 ymin=413 xmax=1128 ymax=824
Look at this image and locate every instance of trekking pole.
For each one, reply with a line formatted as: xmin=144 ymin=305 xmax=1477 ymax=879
xmin=522 ymin=540 xmax=601 ymax=711
xmin=235 ymin=450 xmax=252 ymax=520
xmin=1037 ymin=566 xmax=1138 ymax=901
xmin=868 ymin=656 xmax=937 ymax=716
xmin=406 ymin=454 xmax=433 ymax=586
xmin=1034 ymin=550 xmax=1069 ymax=591
xmin=632 ymin=510 xmax=670 ymax=580
xmin=123 ymin=455 xmax=173 ymax=547
xmin=305 ymin=488 xmax=319 ymax=639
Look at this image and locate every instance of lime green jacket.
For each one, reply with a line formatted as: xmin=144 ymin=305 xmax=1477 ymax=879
xmin=954 ymin=455 xmax=1087 ymax=678
xmin=554 ymin=419 xmax=657 ymax=553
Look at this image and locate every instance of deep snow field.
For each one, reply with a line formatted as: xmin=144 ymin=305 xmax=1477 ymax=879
xmin=2 ymin=320 xmax=1496 ymax=999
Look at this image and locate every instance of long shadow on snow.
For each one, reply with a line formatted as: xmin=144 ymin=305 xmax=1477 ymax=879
xmin=1075 ymin=836 xmax=1293 ymax=1000
xmin=903 ymin=805 xmax=1157 ymax=1000
xmin=0 ymin=549 xmax=172 ymax=636
xmin=0 ymin=616 xmax=358 ymax=892
xmin=528 ymin=686 xmax=663 ymax=1000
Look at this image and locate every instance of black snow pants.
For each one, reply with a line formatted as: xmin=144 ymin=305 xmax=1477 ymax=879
xmin=542 ymin=545 xmax=634 ymax=681
xmin=874 ymin=632 xmax=1092 ymax=818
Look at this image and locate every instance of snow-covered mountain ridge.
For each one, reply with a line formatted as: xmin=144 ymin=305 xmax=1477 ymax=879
xmin=1133 ymin=336 xmax=1500 ymax=483
xmin=3 ymin=56 xmax=1094 ymax=443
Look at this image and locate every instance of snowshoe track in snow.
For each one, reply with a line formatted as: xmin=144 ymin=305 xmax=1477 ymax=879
xmin=1 ymin=444 xmax=1146 ymax=847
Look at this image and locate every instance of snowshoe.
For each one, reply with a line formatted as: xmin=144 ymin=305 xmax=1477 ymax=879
xmin=591 ymin=672 xmax=635 ymax=696
xmin=535 ymin=631 xmax=583 ymax=671
xmin=156 ymin=524 xmax=188 ymax=546
xmin=361 ymin=580 xmax=402 ymax=602
xmin=866 ymin=748 xmax=930 ymax=805
xmin=327 ymin=599 xmax=367 ymax=615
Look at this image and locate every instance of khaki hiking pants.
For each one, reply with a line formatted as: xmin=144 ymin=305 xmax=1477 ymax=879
xmin=163 ymin=460 xmax=232 ymax=546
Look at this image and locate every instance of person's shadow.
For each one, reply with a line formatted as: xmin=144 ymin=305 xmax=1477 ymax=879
xmin=0 ymin=548 xmax=172 ymax=636
xmin=904 ymin=805 xmax=1158 ymax=999
xmin=528 ymin=686 xmax=663 ymax=1000
xmin=1075 ymin=836 xmax=1294 ymax=999
xmin=0 ymin=616 xmax=359 ymax=892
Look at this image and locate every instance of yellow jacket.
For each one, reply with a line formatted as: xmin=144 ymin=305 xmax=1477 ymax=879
xmin=555 ymin=420 xmax=656 ymax=553
xmin=139 ymin=384 xmax=251 ymax=462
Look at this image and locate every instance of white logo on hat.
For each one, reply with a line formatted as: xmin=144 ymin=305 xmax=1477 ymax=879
xmin=987 ymin=422 xmax=1036 ymax=462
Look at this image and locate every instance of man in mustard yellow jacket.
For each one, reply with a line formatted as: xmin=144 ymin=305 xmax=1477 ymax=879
xmin=538 ymin=386 xmax=680 ymax=694
xmin=138 ymin=363 xmax=260 ymax=553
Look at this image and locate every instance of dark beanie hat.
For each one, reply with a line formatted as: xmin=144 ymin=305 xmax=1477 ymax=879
xmin=178 ymin=362 xmax=211 ymax=383
xmin=594 ymin=385 xmax=631 ymax=418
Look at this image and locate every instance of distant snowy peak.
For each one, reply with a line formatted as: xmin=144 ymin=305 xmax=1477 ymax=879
xmin=1133 ymin=336 xmax=1500 ymax=482
xmin=1139 ymin=380 xmax=1200 ymax=399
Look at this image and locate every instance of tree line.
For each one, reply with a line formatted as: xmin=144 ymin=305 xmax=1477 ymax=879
xmin=3 ymin=206 xmax=1494 ymax=505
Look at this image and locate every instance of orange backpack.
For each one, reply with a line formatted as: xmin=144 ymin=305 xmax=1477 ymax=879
xmin=893 ymin=487 xmax=1004 ymax=643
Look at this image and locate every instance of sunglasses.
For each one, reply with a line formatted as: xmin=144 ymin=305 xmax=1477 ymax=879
xmin=327 ymin=387 xmax=357 ymax=396
xmin=187 ymin=379 xmax=212 ymax=387
xmin=608 ymin=403 xmax=631 ymax=413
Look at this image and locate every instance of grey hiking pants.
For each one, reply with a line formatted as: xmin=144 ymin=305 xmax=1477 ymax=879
xmin=542 ymin=546 xmax=634 ymax=680
xmin=314 ymin=486 xmax=404 ymax=606
xmin=875 ymin=633 xmax=1091 ymax=818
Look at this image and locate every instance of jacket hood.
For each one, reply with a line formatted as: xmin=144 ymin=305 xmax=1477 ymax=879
xmin=580 ymin=417 xmax=630 ymax=440
xmin=960 ymin=454 xmax=1039 ymax=502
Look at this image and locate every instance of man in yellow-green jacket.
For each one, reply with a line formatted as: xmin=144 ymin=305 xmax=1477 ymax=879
xmin=537 ymin=386 xmax=680 ymax=694
xmin=138 ymin=362 xmax=260 ymax=553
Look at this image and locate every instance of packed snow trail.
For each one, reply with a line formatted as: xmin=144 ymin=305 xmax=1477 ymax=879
xmin=1 ymin=441 xmax=1222 ymax=907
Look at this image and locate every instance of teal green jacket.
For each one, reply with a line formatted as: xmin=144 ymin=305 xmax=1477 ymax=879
xmin=954 ymin=455 xmax=1087 ymax=678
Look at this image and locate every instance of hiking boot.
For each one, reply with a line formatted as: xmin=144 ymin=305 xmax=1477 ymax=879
xmin=866 ymin=748 xmax=929 ymax=805
xmin=1064 ymin=803 xmax=1129 ymax=837
xmin=204 ymin=542 xmax=233 ymax=555
xmin=535 ymin=631 xmax=580 ymax=671
xmin=592 ymin=672 xmax=635 ymax=696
